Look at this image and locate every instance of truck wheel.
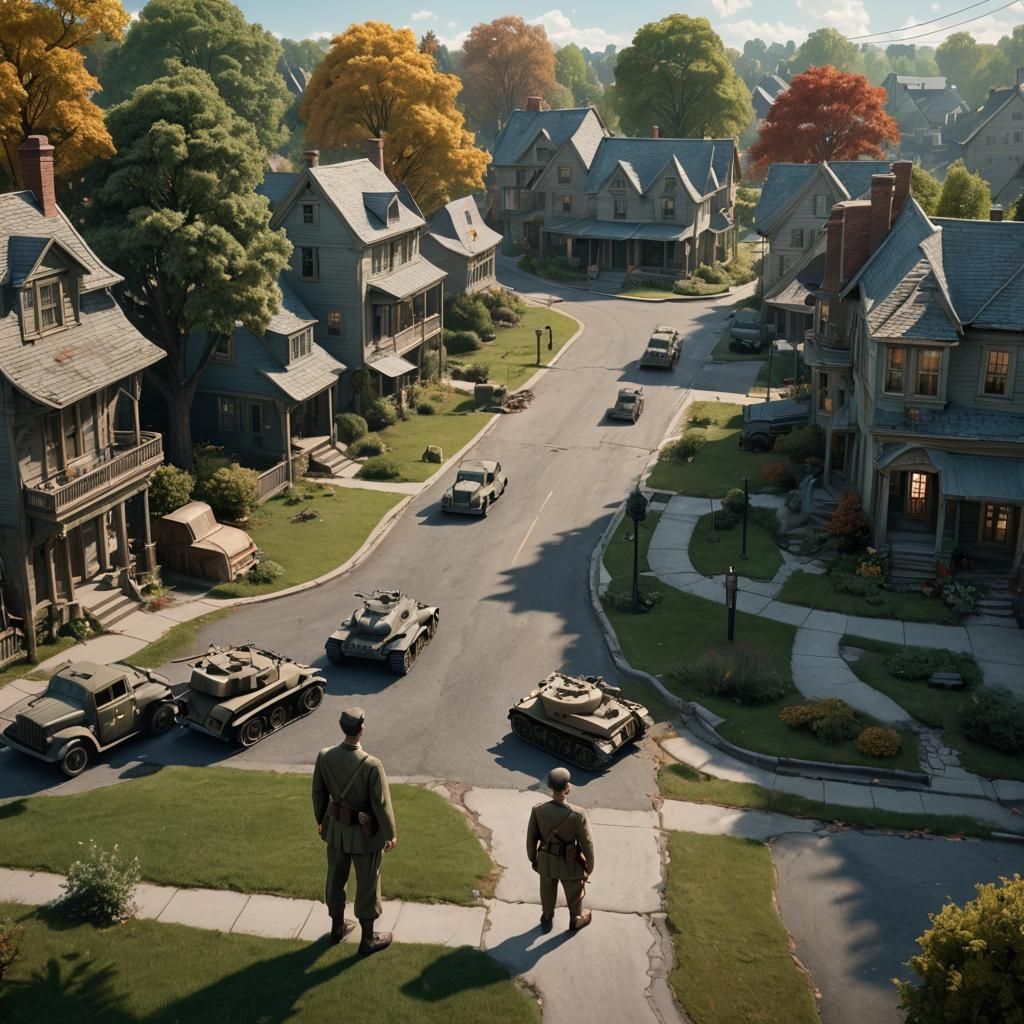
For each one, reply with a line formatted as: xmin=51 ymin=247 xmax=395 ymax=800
xmin=510 ymin=713 xmax=533 ymax=740
xmin=427 ymin=612 xmax=439 ymax=638
xmin=748 ymin=435 xmax=770 ymax=453
xmin=238 ymin=718 xmax=263 ymax=747
xmin=299 ymin=684 xmax=325 ymax=714
xmin=60 ymin=743 xmax=89 ymax=778
xmin=269 ymin=706 xmax=288 ymax=730
xmin=147 ymin=702 xmax=176 ymax=736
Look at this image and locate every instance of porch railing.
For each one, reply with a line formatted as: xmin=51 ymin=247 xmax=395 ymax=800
xmin=0 ymin=625 xmax=26 ymax=670
xmin=383 ymin=313 xmax=442 ymax=356
xmin=256 ymin=460 xmax=290 ymax=502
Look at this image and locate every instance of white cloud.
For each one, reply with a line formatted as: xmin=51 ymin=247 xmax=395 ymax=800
xmin=819 ymin=0 xmax=870 ymax=38
xmin=411 ymin=10 xmax=435 ymax=22
xmin=447 ymin=20 xmax=456 ymax=27
xmin=721 ymin=19 xmax=809 ymax=47
xmin=439 ymin=28 xmax=470 ymax=49
xmin=711 ymin=0 xmax=752 ymax=16
xmin=309 ymin=30 xmax=334 ymax=41
xmin=930 ymin=2 xmax=941 ymax=8
xmin=528 ymin=9 xmax=631 ymax=49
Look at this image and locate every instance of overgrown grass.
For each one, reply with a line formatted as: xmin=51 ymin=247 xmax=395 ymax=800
xmin=658 ymin=763 xmax=990 ymax=837
xmin=0 ymin=766 xmax=496 ymax=905
xmin=445 ymin=307 xmax=576 ymax=392
xmin=666 ymin=833 xmax=819 ymax=1024
xmin=647 ymin=401 xmax=775 ymax=498
xmin=0 ymin=903 xmax=538 ymax=1024
xmin=688 ymin=510 xmax=782 ymax=581
xmin=778 ymin=570 xmax=959 ymax=625
xmin=208 ymin=485 xmax=404 ymax=598
xmin=843 ymin=635 xmax=1024 ymax=782
xmin=125 ymin=609 xmax=234 ymax=669
xmin=602 ymin=511 xmax=661 ymax=579
xmin=0 ymin=636 xmax=77 ymax=689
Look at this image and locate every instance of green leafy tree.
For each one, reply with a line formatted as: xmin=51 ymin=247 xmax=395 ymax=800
xmin=1007 ymin=191 xmax=1024 ymax=221
xmin=279 ymin=37 xmax=327 ymax=71
xmin=936 ymin=32 xmax=1010 ymax=108
xmin=584 ymin=44 xmax=618 ymax=87
xmin=791 ymin=28 xmax=862 ymax=75
xmin=861 ymin=46 xmax=891 ymax=86
xmin=101 ymin=0 xmax=291 ymax=152
xmin=998 ymin=25 xmax=1024 ymax=71
xmin=555 ymin=42 xmax=602 ymax=105
xmin=615 ymin=16 xmax=753 ymax=139
xmin=936 ymin=160 xmax=992 ymax=220
xmin=82 ymin=67 xmax=291 ymax=470
xmin=911 ymin=164 xmax=941 ymax=217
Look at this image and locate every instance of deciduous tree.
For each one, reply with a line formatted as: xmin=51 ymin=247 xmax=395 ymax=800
xmin=555 ymin=43 xmax=602 ymax=106
xmin=911 ymin=164 xmax=941 ymax=217
xmin=82 ymin=67 xmax=291 ymax=471
xmin=301 ymin=22 xmax=488 ymax=217
xmin=0 ymin=0 xmax=129 ymax=187
xmin=749 ymin=66 xmax=898 ymax=170
xmin=615 ymin=15 xmax=753 ymax=139
xmin=935 ymin=160 xmax=992 ymax=220
xmin=936 ymin=32 xmax=1010 ymax=109
xmin=790 ymin=28 xmax=861 ymax=75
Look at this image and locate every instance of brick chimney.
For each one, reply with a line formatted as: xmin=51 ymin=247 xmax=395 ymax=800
xmin=652 ymin=124 xmax=660 ymax=139
xmin=840 ymin=202 xmax=873 ymax=284
xmin=17 ymin=135 xmax=57 ymax=218
xmin=365 ymin=138 xmax=385 ymax=174
xmin=869 ymin=173 xmax=896 ymax=253
xmin=990 ymin=205 xmax=1004 ymax=221
xmin=302 ymin=149 xmax=319 ymax=169
xmin=823 ymin=207 xmax=845 ymax=293
xmin=524 ymin=95 xmax=542 ymax=112
xmin=890 ymin=160 xmax=913 ymax=219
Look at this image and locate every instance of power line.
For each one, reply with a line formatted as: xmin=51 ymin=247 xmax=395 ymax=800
xmin=851 ymin=0 xmax=1023 ymax=44
xmin=848 ymin=0 xmax=1006 ymax=39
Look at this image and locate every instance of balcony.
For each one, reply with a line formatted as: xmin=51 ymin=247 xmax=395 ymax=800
xmin=803 ymin=329 xmax=852 ymax=369
xmin=24 ymin=432 xmax=163 ymax=520
xmin=376 ymin=313 xmax=441 ymax=357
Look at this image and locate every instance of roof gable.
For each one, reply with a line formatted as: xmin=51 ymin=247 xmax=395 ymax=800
xmin=491 ymin=108 xmax=607 ymax=167
xmin=583 ymin=137 xmax=734 ymax=199
xmin=426 ymin=196 xmax=502 ymax=257
xmin=8 ymin=236 xmax=90 ymax=287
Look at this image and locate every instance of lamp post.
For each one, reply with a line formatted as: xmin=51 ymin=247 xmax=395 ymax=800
xmin=741 ymin=476 xmax=749 ymax=560
xmin=627 ymin=485 xmax=649 ymax=612
xmin=545 ymin=324 xmax=553 ymax=350
xmin=725 ymin=565 xmax=738 ymax=642
xmin=535 ymin=327 xmax=542 ymax=365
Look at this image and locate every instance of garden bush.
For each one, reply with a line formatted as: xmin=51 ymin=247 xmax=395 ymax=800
xmin=856 ymin=726 xmax=902 ymax=758
xmin=357 ymin=455 xmax=402 ymax=481
xmin=603 ymin=589 xmax=664 ymax=613
xmin=422 ymin=351 xmax=440 ymax=380
xmin=676 ymin=645 xmax=788 ymax=704
xmin=661 ymin=430 xmax=707 ymax=462
xmin=832 ymin=573 xmax=885 ymax=603
xmin=202 ymin=465 xmax=259 ymax=522
xmin=779 ymin=698 xmax=854 ymax=728
xmin=0 ymin=919 xmax=23 ymax=983
xmin=812 ymin=711 xmax=860 ymax=743
xmin=713 ymin=507 xmax=739 ymax=530
xmin=61 ymin=617 xmax=95 ymax=642
xmin=446 ymin=293 xmax=493 ymax=337
xmin=364 ymin=397 xmax=398 ymax=432
xmin=695 ymin=262 xmax=731 ymax=285
xmin=721 ymin=487 xmax=749 ymax=515
xmin=453 ymin=363 xmax=489 ymax=384
xmin=959 ymin=688 xmax=1024 ymax=753
xmin=60 ymin=840 xmax=140 ymax=925
xmin=479 ymin=287 xmax=526 ymax=319
xmin=416 ymin=401 xmax=436 ymax=415
xmin=887 ymin=646 xmax=982 ymax=687
xmin=826 ymin=491 xmax=871 ymax=553
xmin=490 ymin=307 xmax=518 ymax=326
xmin=148 ymin=464 xmax=195 ymax=517
xmin=774 ymin=425 xmax=825 ymax=464
xmin=192 ymin=443 xmax=233 ymax=485
xmin=762 ymin=462 xmax=796 ymax=490
xmin=334 ymin=412 xmax=368 ymax=445
xmin=518 ymin=254 xmax=539 ymax=274
xmin=348 ymin=434 xmax=387 ymax=458
xmin=442 ymin=328 xmax=482 ymax=354
xmin=247 ymin=560 xmax=284 ymax=585
xmin=941 ymin=580 xmax=980 ymax=617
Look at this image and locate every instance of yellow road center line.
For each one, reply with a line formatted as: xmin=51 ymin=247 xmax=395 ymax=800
xmin=512 ymin=490 xmax=554 ymax=565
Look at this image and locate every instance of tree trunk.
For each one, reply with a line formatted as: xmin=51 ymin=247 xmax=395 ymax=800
xmin=164 ymin=384 xmax=199 ymax=473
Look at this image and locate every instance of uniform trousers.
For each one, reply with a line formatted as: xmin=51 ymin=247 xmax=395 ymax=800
xmin=538 ymin=875 xmax=585 ymax=918
xmin=326 ymin=845 xmax=383 ymax=920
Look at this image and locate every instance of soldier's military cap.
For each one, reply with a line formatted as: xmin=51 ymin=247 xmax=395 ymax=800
xmin=548 ymin=767 xmax=571 ymax=790
xmin=340 ymin=707 xmax=366 ymax=733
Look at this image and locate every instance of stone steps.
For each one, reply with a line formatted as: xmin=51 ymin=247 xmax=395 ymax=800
xmin=79 ymin=581 xmax=142 ymax=630
xmin=309 ymin=445 xmax=356 ymax=477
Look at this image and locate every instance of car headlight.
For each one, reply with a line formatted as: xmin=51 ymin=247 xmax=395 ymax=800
xmin=470 ymin=494 xmax=481 ymax=505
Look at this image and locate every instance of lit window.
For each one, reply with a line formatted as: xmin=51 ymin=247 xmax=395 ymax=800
xmin=983 ymin=350 xmax=1011 ymax=395
xmin=884 ymin=347 xmax=905 ymax=393
xmin=300 ymin=247 xmax=319 ymax=280
xmin=982 ymin=503 xmax=1010 ymax=542
xmin=614 ymin=199 xmax=627 ymax=220
xmin=217 ymin=397 xmax=237 ymax=432
xmin=908 ymin=472 xmax=928 ymax=518
xmin=38 ymin=280 xmax=62 ymax=330
xmin=327 ymin=311 xmax=342 ymax=336
xmin=557 ymin=165 xmax=572 ymax=184
xmin=915 ymin=349 xmax=941 ymax=397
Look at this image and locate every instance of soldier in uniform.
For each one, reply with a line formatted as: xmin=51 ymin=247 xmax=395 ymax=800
xmin=526 ymin=766 xmax=595 ymax=933
xmin=312 ymin=706 xmax=397 ymax=955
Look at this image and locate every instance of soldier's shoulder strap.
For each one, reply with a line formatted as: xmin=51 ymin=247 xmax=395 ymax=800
xmin=538 ymin=803 xmax=574 ymax=843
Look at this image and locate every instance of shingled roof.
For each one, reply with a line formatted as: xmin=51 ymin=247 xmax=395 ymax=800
xmin=945 ymin=84 xmax=1024 ymax=144
xmin=491 ymin=107 xmax=607 ymax=168
xmin=427 ymin=196 xmax=502 ymax=257
xmin=583 ymin=137 xmax=736 ymax=200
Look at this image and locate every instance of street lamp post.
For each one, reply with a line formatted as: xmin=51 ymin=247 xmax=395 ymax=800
xmin=535 ymin=327 xmax=542 ymax=365
xmin=545 ymin=324 xmax=553 ymax=350
xmin=627 ymin=485 xmax=649 ymax=612
xmin=741 ymin=476 xmax=749 ymax=560
xmin=725 ymin=565 xmax=738 ymax=642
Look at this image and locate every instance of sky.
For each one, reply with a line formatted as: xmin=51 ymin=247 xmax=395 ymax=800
xmin=216 ymin=0 xmax=1024 ymax=51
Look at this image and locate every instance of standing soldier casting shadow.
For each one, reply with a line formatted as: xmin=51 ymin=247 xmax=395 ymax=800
xmin=527 ymin=767 xmax=595 ymax=933
xmin=313 ymin=706 xmax=397 ymax=955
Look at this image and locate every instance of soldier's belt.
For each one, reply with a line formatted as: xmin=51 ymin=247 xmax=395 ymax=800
xmin=541 ymin=838 xmax=578 ymax=861
xmin=328 ymin=799 xmax=378 ymax=837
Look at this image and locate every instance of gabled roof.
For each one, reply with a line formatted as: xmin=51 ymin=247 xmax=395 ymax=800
xmin=427 ymin=196 xmax=502 ymax=258
xmin=259 ymin=343 xmax=344 ymax=403
xmin=7 ymin=235 xmax=90 ymax=287
xmin=257 ymin=172 xmax=300 ymax=211
xmin=266 ymin=279 xmax=316 ymax=337
xmin=765 ymin=231 xmax=827 ymax=311
xmin=946 ymin=84 xmax=1024 ymax=145
xmin=583 ymin=138 xmax=735 ymax=200
xmin=491 ymin=107 xmax=607 ymax=167
xmin=753 ymin=73 xmax=788 ymax=101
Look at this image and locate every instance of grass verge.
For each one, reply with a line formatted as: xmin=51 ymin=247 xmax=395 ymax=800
xmin=208 ymin=485 xmax=404 ymax=598
xmin=666 ymin=833 xmax=819 ymax=1024
xmin=0 ymin=903 xmax=538 ymax=1024
xmin=753 ymin=350 xmax=811 ymax=391
xmin=617 ymin=284 xmax=676 ymax=298
xmin=0 ymin=766 xmax=496 ymax=905
xmin=778 ymin=570 xmax=959 ymax=625
xmin=688 ymin=510 xmax=782 ymax=581
xmin=125 ymin=609 xmax=234 ymax=669
xmin=602 ymin=511 xmax=661 ymax=579
xmin=0 ymin=636 xmax=77 ymax=689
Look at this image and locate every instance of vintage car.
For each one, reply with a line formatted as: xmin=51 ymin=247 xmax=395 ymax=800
xmin=0 ymin=661 xmax=178 ymax=777
xmin=608 ymin=386 xmax=645 ymax=422
xmin=639 ymin=325 xmax=681 ymax=369
xmin=739 ymin=398 xmax=811 ymax=451
xmin=728 ymin=310 xmax=775 ymax=353
xmin=440 ymin=459 xmax=508 ymax=517
xmin=156 ymin=501 xmax=259 ymax=582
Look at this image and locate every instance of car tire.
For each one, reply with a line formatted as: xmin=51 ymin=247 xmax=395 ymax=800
xmin=747 ymin=435 xmax=770 ymax=453
xmin=60 ymin=743 xmax=90 ymax=778
xmin=147 ymin=702 xmax=176 ymax=736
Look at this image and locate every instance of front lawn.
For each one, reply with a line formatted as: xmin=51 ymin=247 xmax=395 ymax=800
xmin=617 ymin=284 xmax=676 ymax=298
xmin=0 ymin=636 xmax=77 ymax=689
xmin=753 ymin=350 xmax=811 ymax=390
xmin=778 ymin=570 xmax=959 ymax=625
xmin=646 ymin=401 xmax=775 ymax=498
xmin=0 ymin=904 xmax=538 ymax=1024
xmin=665 ymin=833 xmax=819 ymax=1024
xmin=688 ymin=510 xmax=782 ymax=581
xmin=602 ymin=511 xmax=661 ymax=579
xmin=0 ymin=766 xmax=496 ymax=905
xmin=208 ymin=485 xmax=404 ymax=598
xmin=445 ymin=307 xmax=576 ymax=392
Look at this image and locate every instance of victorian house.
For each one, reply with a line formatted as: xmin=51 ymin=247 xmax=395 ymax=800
xmin=422 ymin=196 xmax=502 ymax=295
xmin=0 ymin=137 xmax=165 ymax=659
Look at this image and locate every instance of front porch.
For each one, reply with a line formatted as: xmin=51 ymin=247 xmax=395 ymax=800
xmin=541 ymin=219 xmax=692 ymax=279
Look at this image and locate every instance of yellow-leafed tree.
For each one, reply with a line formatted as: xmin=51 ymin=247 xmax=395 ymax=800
xmin=300 ymin=22 xmax=488 ymax=217
xmin=0 ymin=0 xmax=129 ymax=188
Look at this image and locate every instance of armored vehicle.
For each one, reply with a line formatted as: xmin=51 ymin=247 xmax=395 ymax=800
xmin=508 ymin=672 xmax=653 ymax=770
xmin=440 ymin=459 xmax=508 ymax=516
xmin=177 ymin=644 xmax=326 ymax=747
xmin=325 ymin=590 xmax=440 ymax=675
xmin=639 ymin=325 xmax=681 ymax=369
xmin=739 ymin=398 xmax=810 ymax=452
xmin=0 ymin=661 xmax=177 ymax=777
xmin=608 ymin=386 xmax=645 ymax=422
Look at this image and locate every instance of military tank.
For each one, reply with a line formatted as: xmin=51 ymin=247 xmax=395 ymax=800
xmin=177 ymin=644 xmax=326 ymax=747
xmin=508 ymin=672 xmax=653 ymax=770
xmin=325 ymin=590 xmax=439 ymax=675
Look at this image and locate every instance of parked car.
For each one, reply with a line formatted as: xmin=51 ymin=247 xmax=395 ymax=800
xmin=739 ymin=399 xmax=811 ymax=451
xmin=440 ymin=459 xmax=508 ymax=517
xmin=156 ymin=501 xmax=259 ymax=582
xmin=639 ymin=325 xmax=681 ymax=368
xmin=728 ymin=310 xmax=774 ymax=353
xmin=0 ymin=661 xmax=178 ymax=777
xmin=608 ymin=386 xmax=645 ymax=422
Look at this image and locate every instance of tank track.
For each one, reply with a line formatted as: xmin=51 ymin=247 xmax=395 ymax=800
xmin=508 ymin=711 xmax=607 ymax=771
xmin=229 ymin=678 xmax=325 ymax=746
xmin=325 ymin=637 xmax=346 ymax=665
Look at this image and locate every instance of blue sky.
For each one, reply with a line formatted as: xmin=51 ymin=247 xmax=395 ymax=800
xmin=216 ymin=1 xmax=1024 ymax=51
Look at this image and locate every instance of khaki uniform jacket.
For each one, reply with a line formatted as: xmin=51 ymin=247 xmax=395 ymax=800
xmin=312 ymin=742 xmax=397 ymax=854
xmin=527 ymin=799 xmax=595 ymax=881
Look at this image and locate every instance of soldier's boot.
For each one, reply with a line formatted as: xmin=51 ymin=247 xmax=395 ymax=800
xmin=330 ymin=913 xmax=357 ymax=944
xmin=358 ymin=918 xmax=393 ymax=956
xmin=539 ymin=914 xmax=553 ymax=934
xmin=568 ymin=899 xmax=592 ymax=933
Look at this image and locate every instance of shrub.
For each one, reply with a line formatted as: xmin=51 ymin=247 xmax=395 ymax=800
xmin=695 ymin=262 xmax=731 ymax=285
xmin=61 ymin=616 xmax=95 ymax=642
xmin=812 ymin=711 xmax=860 ymax=743
xmin=518 ymin=254 xmax=539 ymax=274
xmin=246 ymin=559 xmax=284 ymax=585
xmin=421 ymin=351 xmax=440 ymax=380
xmin=941 ymin=580 xmax=980 ymax=616
xmin=774 ymin=426 xmax=825 ymax=464
xmin=603 ymin=588 xmax=664 ymax=613
xmin=780 ymin=698 xmax=855 ymax=729
xmin=661 ymin=430 xmax=707 ymax=462
xmin=192 ymin=443 xmax=232 ymax=485
xmin=456 ymin=363 xmax=489 ymax=384
xmin=148 ymin=464 xmax=195 ymax=517
xmin=446 ymin=293 xmax=493 ymax=337
xmin=887 ymin=648 xmax=948 ymax=681
xmin=416 ymin=401 xmax=436 ymax=415
xmin=857 ymin=549 xmax=887 ymax=579
xmin=0 ymin=919 xmax=23 ymax=983
xmin=490 ymin=307 xmax=518 ymax=326
xmin=826 ymin=491 xmax=871 ymax=553
xmin=202 ymin=465 xmax=259 ymax=522
xmin=60 ymin=840 xmax=140 ymax=925
xmin=832 ymin=573 xmax=884 ymax=603
xmin=721 ymin=487 xmax=748 ymax=516
xmin=676 ymin=645 xmax=788 ymax=704
xmin=479 ymin=287 xmax=526 ymax=319
xmin=856 ymin=726 xmax=902 ymax=758
xmin=357 ymin=455 xmax=402 ymax=481
xmin=897 ymin=874 xmax=1024 ymax=1023
xmin=364 ymin=397 xmax=398 ymax=432
xmin=335 ymin=412 xmax=368 ymax=445
xmin=348 ymin=435 xmax=387 ymax=458
xmin=713 ymin=507 xmax=739 ymax=530
xmin=762 ymin=462 xmax=796 ymax=490
xmin=959 ymin=688 xmax=1024 ymax=753
xmin=442 ymin=328 xmax=482 ymax=354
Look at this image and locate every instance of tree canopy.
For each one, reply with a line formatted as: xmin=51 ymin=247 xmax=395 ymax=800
xmin=555 ymin=43 xmax=602 ymax=106
xmin=935 ymin=160 xmax=992 ymax=220
xmin=615 ymin=15 xmax=753 ymax=140
xmin=101 ymin=0 xmax=291 ymax=152
xmin=910 ymin=164 xmax=941 ymax=217
xmin=790 ymin=28 xmax=862 ymax=75
xmin=936 ymin=32 xmax=1010 ymax=109
xmin=82 ymin=66 xmax=291 ymax=470
xmin=301 ymin=22 xmax=487 ymax=217
xmin=279 ymin=36 xmax=327 ymax=72
xmin=749 ymin=66 xmax=898 ymax=170
xmin=0 ymin=0 xmax=129 ymax=187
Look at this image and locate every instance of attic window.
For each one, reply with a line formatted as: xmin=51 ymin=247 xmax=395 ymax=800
xmin=611 ymin=175 xmax=627 ymax=189
xmin=557 ymin=165 xmax=572 ymax=184
xmin=21 ymin=275 xmax=68 ymax=338
xmin=664 ymin=177 xmax=676 ymax=191
xmin=387 ymin=198 xmax=399 ymax=224
xmin=536 ymin=147 xmax=552 ymax=161
xmin=289 ymin=327 xmax=313 ymax=361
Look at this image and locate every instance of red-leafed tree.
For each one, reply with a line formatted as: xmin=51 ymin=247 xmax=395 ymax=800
xmin=749 ymin=65 xmax=899 ymax=171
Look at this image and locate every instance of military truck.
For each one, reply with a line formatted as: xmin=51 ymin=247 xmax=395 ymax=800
xmin=325 ymin=590 xmax=439 ymax=675
xmin=608 ymin=386 xmax=645 ymax=422
xmin=739 ymin=398 xmax=810 ymax=452
xmin=508 ymin=672 xmax=653 ymax=770
xmin=177 ymin=644 xmax=326 ymax=747
xmin=440 ymin=459 xmax=508 ymax=517
xmin=0 ymin=661 xmax=178 ymax=777
xmin=639 ymin=325 xmax=681 ymax=369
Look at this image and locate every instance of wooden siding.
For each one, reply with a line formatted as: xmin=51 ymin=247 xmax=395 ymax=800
xmin=763 ymin=169 xmax=841 ymax=290
xmin=421 ymin=240 xmax=469 ymax=293
xmin=0 ymin=403 xmax=17 ymax=526
xmin=946 ymin=338 xmax=1024 ymax=410
xmin=962 ymin=92 xmax=1024 ymax=202
xmin=191 ymin=392 xmax=286 ymax=462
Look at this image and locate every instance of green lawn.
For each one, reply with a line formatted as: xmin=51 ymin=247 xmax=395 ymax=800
xmin=673 ymin=279 xmax=730 ymax=297
xmin=125 ymin=609 xmax=234 ymax=669
xmin=0 ymin=903 xmax=538 ymax=1024
xmin=0 ymin=766 xmax=495 ymax=905
xmin=208 ymin=485 xmax=404 ymax=598
xmin=0 ymin=636 xmax=77 ymax=689
xmin=659 ymin=763 xmax=990 ymax=836
xmin=602 ymin=511 xmax=661 ymax=579
xmin=665 ymin=833 xmax=819 ymax=1024
xmin=688 ymin=510 xmax=782 ymax=581
xmin=778 ymin=570 xmax=959 ymax=625
xmin=842 ymin=635 xmax=1024 ymax=782
xmin=753 ymin=350 xmax=811 ymax=390
xmin=445 ymin=307 xmax=576 ymax=392
xmin=617 ymin=284 xmax=676 ymax=298
xmin=647 ymin=401 xmax=775 ymax=498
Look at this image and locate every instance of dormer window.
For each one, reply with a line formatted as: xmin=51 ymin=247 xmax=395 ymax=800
xmin=289 ymin=327 xmax=313 ymax=362
xmin=387 ymin=198 xmax=399 ymax=224
xmin=464 ymin=210 xmax=473 ymax=225
xmin=536 ymin=147 xmax=552 ymax=162
xmin=611 ymin=175 xmax=627 ymax=189
xmin=664 ymin=177 xmax=676 ymax=191
xmin=39 ymin=281 xmax=62 ymax=329
xmin=20 ymin=274 xmax=69 ymax=338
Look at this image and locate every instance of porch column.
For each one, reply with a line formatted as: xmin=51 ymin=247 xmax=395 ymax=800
xmin=933 ymin=490 xmax=946 ymax=555
xmin=823 ymin=417 xmax=834 ymax=483
xmin=62 ymin=535 xmax=75 ymax=604
xmin=281 ymin=402 xmax=293 ymax=484
xmin=874 ymin=472 xmax=890 ymax=548
xmin=327 ymin=387 xmax=335 ymax=445
xmin=115 ymin=501 xmax=130 ymax=572
xmin=98 ymin=514 xmax=111 ymax=571
xmin=133 ymin=375 xmax=142 ymax=446
xmin=141 ymin=489 xmax=157 ymax=573
xmin=45 ymin=538 xmax=59 ymax=604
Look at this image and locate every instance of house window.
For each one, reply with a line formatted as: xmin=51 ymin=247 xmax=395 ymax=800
xmin=301 ymin=203 xmax=317 ymax=224
xmin=790 ymin=228 xmax=804 ymax=248
xmin=38 ymin=280 xmax=62 ymax=330
xmin=776 ymin=255 xmax=788 ymax=277
xmin=812 ymin=194 xmax=829 ymax=216
xmin=290 ymin=328 xmax=312 ymax=361
xmin=982 ymin=503 xmax=1011 ymax=543
xmin=464 ymin=210 xmax=473 ymax=225
xmin=884 ymin=346 xmax=905 ymax=393
xmin=560 ymin=194 xmax=572 ymax=213
xmin=62 ymin=407 xmax=80 ymax=459
xmin=212 ymin=336 xmax=233 ymax=363
xmin=611 ymin=175 xmax=627 ymax=189
xmin=1014 ymin=112 xmax=1024 ymax=121
xmin=986 ymin=134 xmax=996 ymax=146
xmin=372 ymin=243 xmax=390 ymax=274
xmin=557 ymin=165 xmax=572 ymax=184
xmin=663 ymin=198 xmax=676 ymax=219
xmin=908 ymin=472 xmax=928 ymax=518
xmin=664 ymin=177 xmax=676 ymax=191
xmin=249 ymin=403 xmax=264 ymax=435
xmin=502 ymin=187 xmax=519 ymax=212
xmin=300 ymin=247 xmax=319 ymax=280
xmin=217 ymin=396 xmax=237 ymax=432
xmin=914 ymin=349 xmax=941 ymax=397
xmin=327 ymin=311 xmax=342 ymax=336
xmin=536 ymin=147 xmax=552 ymax=162
xmin=614 ymin=199 xmax=627 ymax=220
xmin=982 ymin=349 xmax=1012 ymax=396
xmin=1015 ymin=131 xmax=1023 ymax=144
